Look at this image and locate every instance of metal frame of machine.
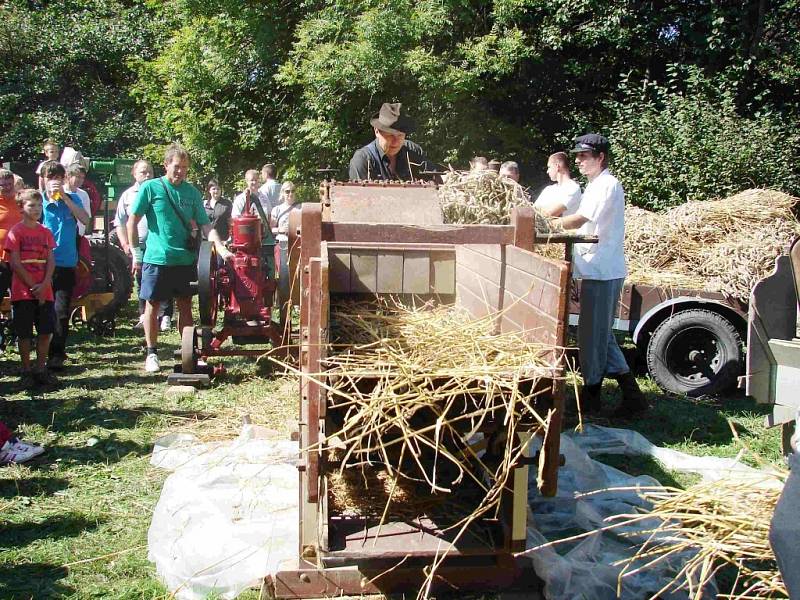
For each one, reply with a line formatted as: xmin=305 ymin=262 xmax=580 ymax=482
xmin=264 ymin=182 xmax=595 ymax=598
xmin=171 ymin=191 xmax=285 ymax=386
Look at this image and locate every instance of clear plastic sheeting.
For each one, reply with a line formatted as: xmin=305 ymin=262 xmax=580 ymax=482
xmin=521 ymin=424 xmax=768 ymax=600
xmin=147 ymin=426 xmax=299 ymax=600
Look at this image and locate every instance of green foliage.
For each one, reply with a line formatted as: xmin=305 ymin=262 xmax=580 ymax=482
xmin=609 ymin=66 xmax=800 ymax=210
xmin=0 ymin=0 xmax=164 ymax=161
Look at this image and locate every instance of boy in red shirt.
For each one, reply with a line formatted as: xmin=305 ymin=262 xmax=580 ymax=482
xmin=0 ymin=169 xmax=22 ymax=303
xmin=5 ymin=189 xmax=57 ymax=386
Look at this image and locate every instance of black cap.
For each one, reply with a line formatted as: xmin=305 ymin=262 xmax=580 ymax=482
xmin=570 ymin=133 xmax=609 ymax=154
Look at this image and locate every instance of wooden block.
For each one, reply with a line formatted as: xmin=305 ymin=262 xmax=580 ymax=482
xmin=328 ymin=249 xmax=350 ymax=293
xmin=430 ymin=251 xmax=455 ymax=295
xmin=403 ymin=251 xmax=430 ymax=294
xmin=350 ymin=250 xmax=377 ymax=293
xmin=377 ymin=251 xmax=404 ymax=293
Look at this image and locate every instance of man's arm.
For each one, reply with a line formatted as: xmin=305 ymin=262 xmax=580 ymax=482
xmin=555 ymin=214 xmax=589 ymax=230
xmin=127 ymin=213 xmax=143 ymax=272
xmin=63 ymin=193 xmax=91 ymax=227
xmin=539 ymin=203 xmax=566 ymax=218
xmin=201 ymin=223 xmax=233 ymax=261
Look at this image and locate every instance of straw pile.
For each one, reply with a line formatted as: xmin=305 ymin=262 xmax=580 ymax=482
xmin=609 ymin=473 xmax=788 ymax=599
xmin=324 ymin=299 xmax=559 ymax=495
xmin=439 ymin=169 xmax=565 ymax=236
xmin=625 ymin=189 xmax=800 ymax=300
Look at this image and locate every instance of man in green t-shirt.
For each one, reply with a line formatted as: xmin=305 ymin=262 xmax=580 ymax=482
xmin=128 ymin=143 xmax=230 ymax=373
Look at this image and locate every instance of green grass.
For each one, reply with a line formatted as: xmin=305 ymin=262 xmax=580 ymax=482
xmin=0 ymin=303 xmax=781 ymax=598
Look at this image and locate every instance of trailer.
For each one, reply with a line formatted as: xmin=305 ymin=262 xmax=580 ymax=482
xmin=570 ymin=280 xmax=748 ymax=397
xmin=265 ymin=181 xmax=594 ymax=598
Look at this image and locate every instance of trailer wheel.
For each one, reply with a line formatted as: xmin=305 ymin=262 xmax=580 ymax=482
xmin=646 ymin=309 xmax=742 ymax=396
xmin=87 ymin=238 xmax=133 ymax=320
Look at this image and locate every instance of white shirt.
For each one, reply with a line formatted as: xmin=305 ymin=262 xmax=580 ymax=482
xmin=232 ymin=189 xmax=274 ymax=219
xmin=115 ymin=182 xmax=149 ymax=243
xmin=259 ymin=179 xmax=281 ymax=212
xmin=270 ymin=202 xmax=300 ymax=241
xmin=64 ymin=186 xmax=93 ymax=236
xmin=572 ymin=169 xmax=627 ymax=281
xmin=533 ymin=180 xmax=582 ymax=216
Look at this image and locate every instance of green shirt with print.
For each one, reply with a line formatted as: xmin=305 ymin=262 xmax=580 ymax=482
xmin=131 ymin=177 xmax=209 ymax=266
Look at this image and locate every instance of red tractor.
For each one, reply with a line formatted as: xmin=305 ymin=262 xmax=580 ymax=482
xmin=171 ymin=192 xmax=287 ymax=386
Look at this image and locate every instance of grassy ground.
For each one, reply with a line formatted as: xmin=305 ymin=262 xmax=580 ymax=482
xmin=0 ymin=302 xmax=781 ymax=599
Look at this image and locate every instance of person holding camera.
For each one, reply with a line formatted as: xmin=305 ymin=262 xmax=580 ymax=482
xmin=126 ymin=143 xmax=228 ymax=373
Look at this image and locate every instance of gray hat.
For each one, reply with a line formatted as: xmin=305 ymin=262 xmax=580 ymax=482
xmin=570 ymin=133 xmax=610 ymax=154
xmin=370 ymin=102 xmax=416 ymax=135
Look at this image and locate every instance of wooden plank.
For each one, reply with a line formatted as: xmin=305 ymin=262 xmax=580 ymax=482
xmin=512 ymin=205 xmax=535 ymax=252
xmin=328 ymin=249 xmax=350 ymax=293
xmin=455 ymin=264 xmax=503 ymax=317
xmin=455 ymin=246 xmax=503 ymax=286
xmin=506 ymin=245 xmax=566 ymax=283
xmin=350 ymin=249 xmax=377 ymax=293
xmin=403 ymin=251 xmax=430 ymax=294
xmin=377 ymin=251 xmax=404 ymax=293
xmin=430 ymin=251 xmax=455 ymax=295
xmin=328 ymin=184 xmax=443 ymax=225
xmin=323 ymin=222 xmax=513 ymax=245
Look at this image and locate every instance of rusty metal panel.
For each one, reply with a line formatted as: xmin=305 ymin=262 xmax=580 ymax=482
xmin=377 ymin=251 xmax=404 ymax=293
xmin=350 ymin=249 xmax=377 ymax=293
xmin=402 ymin=251 xmax=430 ymax=294
xmin=328 ymin=183 xmax=443 ymax=225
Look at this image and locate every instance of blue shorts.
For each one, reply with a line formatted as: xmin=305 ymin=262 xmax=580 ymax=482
xmin=12 ymin=300 xmax=56 ymax=339
xmin=139 ymin=263 xmax=196 ymax=302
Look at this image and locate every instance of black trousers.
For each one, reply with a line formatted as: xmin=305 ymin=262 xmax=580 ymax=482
xmin=51 ymin=266 xmax=76 ymax=358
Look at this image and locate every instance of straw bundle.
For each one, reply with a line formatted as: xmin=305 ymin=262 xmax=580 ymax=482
xmin=610 ymin=474 xmax=788 ymax=599
xmin=625 ymin=189 xmax=800 ymax=300
xmin=439 ymin=169 xmax=564 ymax=236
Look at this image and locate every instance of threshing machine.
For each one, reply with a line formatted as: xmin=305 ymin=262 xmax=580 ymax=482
xmin=264 ymin=181 xmax=595 ymax=597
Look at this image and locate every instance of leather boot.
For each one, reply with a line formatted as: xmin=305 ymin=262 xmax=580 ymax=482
xmin=579 ymin=382 xmax=603 ymax=414
xmin=612 ymin=372 xmax=648 ymax=417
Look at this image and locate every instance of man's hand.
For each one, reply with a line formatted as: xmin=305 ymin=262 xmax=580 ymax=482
xmin=131 ymin=246 xmax=143 ymax=274
xmin=217 ymin=246 xmax=235 ymax=263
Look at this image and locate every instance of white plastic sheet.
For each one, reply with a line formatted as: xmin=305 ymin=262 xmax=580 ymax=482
xmin=148 ymin=426 xmax=299 ymax=600
xmin=147 ymin=423 xmax=770 ymax=599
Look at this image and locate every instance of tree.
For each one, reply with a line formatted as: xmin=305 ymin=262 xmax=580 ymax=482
xmin=0 ymin=0 xmax=163 ymax=162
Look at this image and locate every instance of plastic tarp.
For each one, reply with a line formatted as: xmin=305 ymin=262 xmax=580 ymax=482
xmin=147 ymin=426 xmax=298 ymax=600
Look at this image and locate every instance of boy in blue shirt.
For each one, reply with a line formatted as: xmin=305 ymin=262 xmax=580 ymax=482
xmin=40 ymin=161 xmax=90 ymax=370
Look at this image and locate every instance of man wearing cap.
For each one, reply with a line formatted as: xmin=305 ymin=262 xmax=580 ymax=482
xmin=553 ymin=133 xmax=647 ymax=416
xmin=349 ymin=103 xmax=438 ymax=181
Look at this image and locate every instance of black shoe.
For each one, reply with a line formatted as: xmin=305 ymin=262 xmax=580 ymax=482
xmin=611 ymin=372 xmax=648 ymax=417
xmin=579 ymin=382 xmax=603 ymax=414
xmin=47 ymin=354 xmax=67 ymax=371
xmin=33 ymin=369 xmax=59 ymax=387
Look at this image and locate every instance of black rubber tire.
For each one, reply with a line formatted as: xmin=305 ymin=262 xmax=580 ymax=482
xmin=646 ymin=309 xmax=742 ymax=397
xmin=87 ymin=238 xmax=134 ymax=320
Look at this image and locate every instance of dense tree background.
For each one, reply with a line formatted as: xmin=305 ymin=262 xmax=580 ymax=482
xmin=2 ymin=0 xmax=798 ymax=205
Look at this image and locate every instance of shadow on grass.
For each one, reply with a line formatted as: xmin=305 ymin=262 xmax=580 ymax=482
xmin=0 ymin=512 xmax=104 ymax=549
xmin=0 ymin=562 xmax=72 ymax=598
xmin=0 ymin=476 xmax=70 ymax=499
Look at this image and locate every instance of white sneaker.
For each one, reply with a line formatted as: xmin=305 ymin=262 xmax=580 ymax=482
xmin=160 ymin=316 xmax=171 ymax=332
xmin=0 ymin=438 xmax=45 ymax=464
xmin=144 ymin=353 xmax=161 ymax=373
xmin=133 ymin=316 xmax=145 ymax=330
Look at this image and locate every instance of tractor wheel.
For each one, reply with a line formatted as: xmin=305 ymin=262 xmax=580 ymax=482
xmin=181 ymin=326 xmax=198 ymax=374
xmin=88 ymin=238 xmax=133 ymax=320
xmin=646 ymin=309 xmax=742 ymax=397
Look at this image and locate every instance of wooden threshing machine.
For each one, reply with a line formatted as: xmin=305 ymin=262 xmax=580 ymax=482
xmin=266 ymin=181 xmax=594 ymax=597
